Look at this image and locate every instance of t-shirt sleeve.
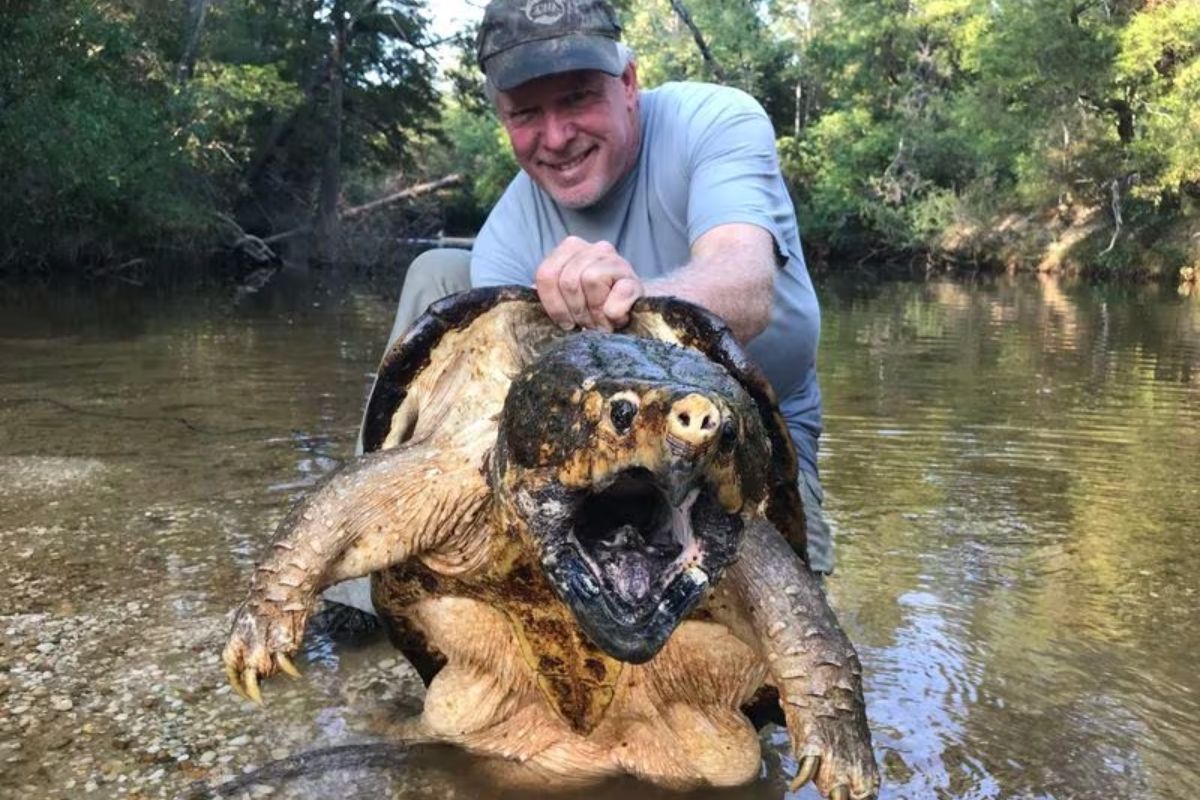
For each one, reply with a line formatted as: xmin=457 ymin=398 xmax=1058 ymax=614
xmin=683 ymin=88 xmax=797 ymax=265
xmin=470 ymin=183 xmax=537 ymax=288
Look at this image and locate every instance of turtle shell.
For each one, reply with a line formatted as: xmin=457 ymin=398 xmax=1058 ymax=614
xmin=361 ymin=286 xmax=806 ymax=560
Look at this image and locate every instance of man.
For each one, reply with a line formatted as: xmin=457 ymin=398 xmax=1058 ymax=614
xmin=324 ymin=0 xmax=831 ymax=619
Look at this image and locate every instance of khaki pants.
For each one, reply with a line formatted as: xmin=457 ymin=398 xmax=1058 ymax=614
xmin=325 ymin=248 xmax=833 ymax=614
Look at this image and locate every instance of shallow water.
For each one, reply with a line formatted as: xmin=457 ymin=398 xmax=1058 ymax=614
xmin=0 ymin=273 xmax=1197 ymax=799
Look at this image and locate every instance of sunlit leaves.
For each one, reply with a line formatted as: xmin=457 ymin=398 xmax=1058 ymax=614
xmin=187 ymin=63 xmax=305 ymax=176
xmin=782 ymin=0 xmax=1197 ymax=271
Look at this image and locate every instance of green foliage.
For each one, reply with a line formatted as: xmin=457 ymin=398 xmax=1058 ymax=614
xmin=779 ymin=0 xmax=1198 ymax=274
xmin=0 ymin=1 xmax=209 ymax=269
xmin=0 ymin=0 xmax=439 ymax=273
xmin=623 ymin=0 xmax=796 ymax=130
xmin=438 ymin=103 xmax=518 ymax=211
xmin=1117 ymin=0 xmax=1200 ymax=200
xmin=2 ymin=0 xmax=1195 ymax=276
xmin=187 ymin=63 xmax=305 ymax=182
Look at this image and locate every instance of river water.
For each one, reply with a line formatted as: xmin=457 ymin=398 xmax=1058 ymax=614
xmin=0 ymin=274 xmax=1197 ymax=799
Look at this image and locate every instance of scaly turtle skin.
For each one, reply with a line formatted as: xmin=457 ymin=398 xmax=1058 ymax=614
xmin=222 ymin=287 xmax=879 ymax=799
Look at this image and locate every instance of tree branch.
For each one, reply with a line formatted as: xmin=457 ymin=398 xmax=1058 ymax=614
xmin=262 ymin=173 xmax=464 ymax=244
xmin=666 ymin=0 xmax=729 ymax=84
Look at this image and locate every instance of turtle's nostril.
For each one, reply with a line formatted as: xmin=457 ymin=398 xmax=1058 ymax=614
xmin=668 ymin=394 xmax=721 ymax=449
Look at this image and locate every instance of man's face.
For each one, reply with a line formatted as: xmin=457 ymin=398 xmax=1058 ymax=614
xmin=496 ymin=65 xmax=640 ymax=210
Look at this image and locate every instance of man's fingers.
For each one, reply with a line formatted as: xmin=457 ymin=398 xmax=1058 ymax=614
xmin=580 ymin=258 xmax=636 ymax=331
xmin=556 ymin=251 xmax=597 ymax=329
xmin=536 ymin=239 xmax=637 ymax=332
xmin=535 ymin=237 xmax=590 ymax=329
xmin=600 ymin=275 xmax=642 ymax=330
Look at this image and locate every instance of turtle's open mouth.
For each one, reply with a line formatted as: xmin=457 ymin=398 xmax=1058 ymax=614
xmin=521 ymin=467 xmax=743 ymax=663
xmin=573 ymin=468 xmax=694 ymax=607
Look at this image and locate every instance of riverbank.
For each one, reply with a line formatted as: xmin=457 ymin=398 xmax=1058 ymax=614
xmin=805 ymin=203 xmax=1200 ymax=285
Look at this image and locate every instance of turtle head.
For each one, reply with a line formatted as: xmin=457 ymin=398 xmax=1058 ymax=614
xmin=493 ymin=332 xmax=772 ymax=664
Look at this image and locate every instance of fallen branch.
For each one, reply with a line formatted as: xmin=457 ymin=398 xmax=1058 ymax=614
xmin=264 ymin=173 xmax=464 ymax=244
xmin=214 ymin=213 xmax=278 ymax=265
xmin=397 ymin=235 xmax=476 ymax=248
xmin=89 ymin=257 xmax=147 ymax=277
xmin=340 ymin=173 xmax=464 ymax=222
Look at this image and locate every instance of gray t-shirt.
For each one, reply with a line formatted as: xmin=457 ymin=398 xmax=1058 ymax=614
xmin=471 ymin=81 xmax=822 ymax=477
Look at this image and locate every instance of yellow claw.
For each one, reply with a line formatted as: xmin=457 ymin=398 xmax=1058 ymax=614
xmin=276 ymin=653 xmax=301 ymax=680
xmin=243 ymin=668 xmax=263 ymax=705
xmin=790 ymin=755 xmax=820 ymax=791
xmin=830 ymin=786 xmax=850 ymax=800
xmin=226 ymin=663 xmax=251 ymax=702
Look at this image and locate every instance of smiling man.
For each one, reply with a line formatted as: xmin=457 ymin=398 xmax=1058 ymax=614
xmin=325 ymin=0 xmax=832 ymax=622
xmin=470 ymin=0 xmax=832 ymax=571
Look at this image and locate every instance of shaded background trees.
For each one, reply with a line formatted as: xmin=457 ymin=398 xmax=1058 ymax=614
xmin=1 ymin=0 xmax=1196 ymax=278
xmin=0 ymin=0 xmax=439 ymax=273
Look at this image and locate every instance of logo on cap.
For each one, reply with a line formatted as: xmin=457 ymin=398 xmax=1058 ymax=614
xmin=525 ymin=0 xmax=565 ymax=25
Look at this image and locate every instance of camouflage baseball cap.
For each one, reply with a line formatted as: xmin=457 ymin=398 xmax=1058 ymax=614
xmin=476 ymin=0 xmax=624 ymax=92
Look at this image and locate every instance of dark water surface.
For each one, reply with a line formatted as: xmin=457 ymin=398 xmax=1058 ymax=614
xmin=1 ymin=274 xmax=1197 ymax=799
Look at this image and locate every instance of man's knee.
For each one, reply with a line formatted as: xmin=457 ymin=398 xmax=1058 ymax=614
xmin=403 ymin=247 xmax=471 ymax=305
xmin=799 ymin=470 xmax=835 ymax=575
xmin=387 ymin=248 xmax=473 ymax=350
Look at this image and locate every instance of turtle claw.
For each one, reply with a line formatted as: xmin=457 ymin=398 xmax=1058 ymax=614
xmin=785 ymin=713 xmax=879 ymax=799
xmin=790 ymin=755 xmax=820 ymax=791
xmin=221 ymin=596 xmax=311 ymax=707
xmin=243 ymin=668 xmax=263 ymax=705
xmin=226 ymin=663 xmax=251 ymax=702
xmin=276 ymin=653 xmax=302 ymax=680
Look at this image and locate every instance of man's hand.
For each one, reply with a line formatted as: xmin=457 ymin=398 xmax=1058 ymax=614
xmin=535 ymin=236 xmax=644 ymax=332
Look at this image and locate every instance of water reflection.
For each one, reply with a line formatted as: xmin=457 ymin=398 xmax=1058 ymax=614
xmin=0 ymin=274 xmax=1196 ymax=799
xmin=822 ymin=276 xmax=1200 ymax=800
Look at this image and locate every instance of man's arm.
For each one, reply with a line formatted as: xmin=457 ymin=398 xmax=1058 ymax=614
xmin=644 ymin=222 xmax=775 ymax=343
xmin=533 ymin=221 xmax=776 ymax=343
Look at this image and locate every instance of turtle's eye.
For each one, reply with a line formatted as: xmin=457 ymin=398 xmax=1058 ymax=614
xmin=719 ymin=419 xmax=738 ymax=453
xmin=610 ymin=398 xmax=638 ymax=434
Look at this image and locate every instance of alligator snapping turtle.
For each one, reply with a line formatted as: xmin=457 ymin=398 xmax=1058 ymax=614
xmin=222 ymin=286 xmax=879 ymax=798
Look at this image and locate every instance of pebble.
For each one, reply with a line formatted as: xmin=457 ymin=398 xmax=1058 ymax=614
xmin=51 ymin=695 xmax=74 ymax=711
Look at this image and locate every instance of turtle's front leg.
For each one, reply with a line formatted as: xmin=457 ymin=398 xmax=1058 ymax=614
xmin=222 ymin=444 xmax=489 ymax=703
xmin=710 ymin=520 xmax=879 ymax=799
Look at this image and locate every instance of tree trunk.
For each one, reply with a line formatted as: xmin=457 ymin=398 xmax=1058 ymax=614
xmin=313 ymin=0 xmax=347 ymax=267
xmin=666 ymin=0 xmax=729 ymax=84
xmin=177 ymin=0 xmax=210 ymax=84
xmin=1108 ymin=97 xmax=1135 ymax=145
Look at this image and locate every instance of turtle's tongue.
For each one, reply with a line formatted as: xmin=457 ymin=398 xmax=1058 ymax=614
xmin=596 ymin=524 xmax=655 ymax=604
xmin=603 ymin=550 xmax=654 ymax=604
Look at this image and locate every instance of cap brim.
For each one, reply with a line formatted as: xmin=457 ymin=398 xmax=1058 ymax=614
xmin=484 ymin=35 xmax=623 ymax=92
